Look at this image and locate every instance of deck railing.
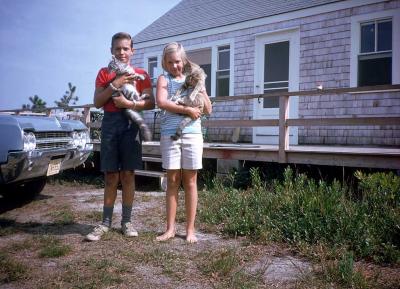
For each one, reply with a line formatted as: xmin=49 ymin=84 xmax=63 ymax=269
xmin=2 ymin=84 xmax=399 ymax=162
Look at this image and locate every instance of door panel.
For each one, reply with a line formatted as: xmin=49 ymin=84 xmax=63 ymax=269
xmin=253 ymin=30 xmax=299 ymax=145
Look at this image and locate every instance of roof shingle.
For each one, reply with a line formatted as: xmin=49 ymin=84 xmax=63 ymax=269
xmin=134 ymin=0 xmax=345 ymax=43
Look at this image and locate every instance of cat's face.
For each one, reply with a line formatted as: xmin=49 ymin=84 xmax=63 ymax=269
xmin=186 ymin=70 xmax=205 ymax=87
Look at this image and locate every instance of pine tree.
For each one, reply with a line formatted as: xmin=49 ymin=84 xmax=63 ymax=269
xmin=55 ymin=82 xmax=79 ymax=111
xmin=22 ymin=95 xmax=47 ymax=112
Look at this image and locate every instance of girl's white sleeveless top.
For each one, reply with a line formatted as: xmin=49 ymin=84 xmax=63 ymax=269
xmin=159 ymin=73 xmax=202 ymax=136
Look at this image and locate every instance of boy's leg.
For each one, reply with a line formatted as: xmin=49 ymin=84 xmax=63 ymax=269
xmin=103 ymin=171 xmax=120 ymax=226
xmin=85 ymin=171 xmax=119 ymax=241
xmin=156 ymin=169 xmax=181 ymax=241
xmin=182 ymin=169 xmax=198 ymax=243
xmin=120 ymin=170 xmax=135 ymax=223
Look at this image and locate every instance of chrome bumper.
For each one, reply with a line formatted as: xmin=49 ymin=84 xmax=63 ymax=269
xmin=0 ymin=144 xmax=92 ymax=184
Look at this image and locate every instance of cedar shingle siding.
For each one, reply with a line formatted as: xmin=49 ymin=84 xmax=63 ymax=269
xmin=134 ymin=0 xmax=400 ymax=146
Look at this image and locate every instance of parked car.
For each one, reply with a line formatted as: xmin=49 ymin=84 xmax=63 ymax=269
xmin=0 ymin=113 xmax=92 ymax=198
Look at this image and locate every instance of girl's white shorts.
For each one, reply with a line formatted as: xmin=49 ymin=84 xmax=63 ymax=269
xmin=160 ymin=134 xmax=203 ymax=170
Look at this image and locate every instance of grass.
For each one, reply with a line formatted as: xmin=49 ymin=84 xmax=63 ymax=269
xmin=199 ymin=167 xmax=400 ymax=288
xmin=48 ymin=205 xmax=76 ymax=225
xmin=36 ymin=235 xmax=72 ymax=258
xmin=0 ymin=251 xmax=28 ymax=283
xmin=198 ymin=247 xmax=264 ymax=289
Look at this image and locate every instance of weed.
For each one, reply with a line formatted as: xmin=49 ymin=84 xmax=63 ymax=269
xmin=84 ymin=210 xmax=103 ymax=222
xmin=36 ymin=235 xmax=71 ymax=258
xmin=48 ymin=205 xmax=75 ymax=225
xmin=199 ymin=247 xmax=262 ymax=289
xmin=0 ymin=251 xmax=28 ymax=283
xmin=199 ymin=167 xmax=400 ymax=265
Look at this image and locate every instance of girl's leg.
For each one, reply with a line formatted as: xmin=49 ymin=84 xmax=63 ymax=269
xmin=156 ymin=169 xmax=181 ymax=241
xmin=182 ymin=169 xmax=198 ymax=243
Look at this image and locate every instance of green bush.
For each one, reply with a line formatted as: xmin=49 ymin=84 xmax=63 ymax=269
xmin=199 ymin=167 xmax=400 ymax=264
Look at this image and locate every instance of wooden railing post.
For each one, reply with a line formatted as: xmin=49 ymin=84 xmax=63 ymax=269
xmin=82 ymin=106 xmax=91 ymax=126
xmin=279 ymin=95 xmax=289 ymax=163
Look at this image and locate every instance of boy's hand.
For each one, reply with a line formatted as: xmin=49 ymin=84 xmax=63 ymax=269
xmin=113 ymin=94 xmax=132 ymax=109
xmin=112 ymin=73 xmax=136 ymax=89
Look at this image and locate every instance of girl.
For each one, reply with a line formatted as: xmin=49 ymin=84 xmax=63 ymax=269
xmin=155 ymin=42 xmax=212 ymax=243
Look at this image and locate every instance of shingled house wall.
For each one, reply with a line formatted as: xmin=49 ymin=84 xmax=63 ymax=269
xmin=134 ymin=0 xmax=400 ymax=146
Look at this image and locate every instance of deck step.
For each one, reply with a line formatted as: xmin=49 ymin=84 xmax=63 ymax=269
xmin=142 ymin=156 xmax=162 ymax=163
xmin=135 ymin=169 xmax=167 ymax=191
xmin=135 ymin=169 xmax=165 ymax=178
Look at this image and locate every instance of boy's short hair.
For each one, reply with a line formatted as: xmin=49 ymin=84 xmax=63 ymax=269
xmin=111 ymin=32 xmax=133 ymax=49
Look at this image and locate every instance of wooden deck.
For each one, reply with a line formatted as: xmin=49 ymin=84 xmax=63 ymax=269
xmin=92 ymin=141 xmax=400 ymax=170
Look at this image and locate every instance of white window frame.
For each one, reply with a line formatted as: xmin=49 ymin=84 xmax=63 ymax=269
xmin=142 ymin=39 xmax=234 ymax=97
xmin=144 ymin=52 xmax=163 ymax=82
xmin=350 ymin=9 xmax=400 ymax=87
xmin=215 ymin=44 xmax=231 ymax=97
xmin=185 ymin=39 xmax=235 ymax=97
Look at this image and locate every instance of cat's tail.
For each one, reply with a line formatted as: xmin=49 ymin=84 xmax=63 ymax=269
xmin=123 ymin=109 xmax=152 ymax=142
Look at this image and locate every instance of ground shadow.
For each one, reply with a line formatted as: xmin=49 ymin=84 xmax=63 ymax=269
xmin=0 ymin=217 xmax=93 ymax=237
xmin=0 ymin=194 xmax=52 ymax=214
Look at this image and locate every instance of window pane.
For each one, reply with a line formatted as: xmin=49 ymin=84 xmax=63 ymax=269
xmin=216 ymin=71 xmax=229 ymax=96
xmin=263 ymin=89 xmax=287 ymax=108
xmin=360 ymin=23 xmax=375 ymax=53
xmin=218 ymin=50 xmax=230 ymax=70
xmin=187 ymin=49 xmax=211 ymax=66
xmin=148 ymin=58 xmax=157 ymax=86
xmin=264 ymin=41 xmax=289 ymax=82
xmin=358 ymin=54 xmax=392 ymax=86
xmin=200 ymin=64 xmax=211 ymax=96
xmin=378 ymin=20 xmax=392 ymax=51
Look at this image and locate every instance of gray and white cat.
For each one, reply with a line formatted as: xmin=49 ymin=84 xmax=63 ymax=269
xmin=171 ymin=65 xmax=207 ymax=140
xmin=108 ymin=55 xmax=152 ymax=141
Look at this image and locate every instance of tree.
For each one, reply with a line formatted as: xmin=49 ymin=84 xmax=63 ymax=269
xmin=55 ymin=82 xmax=79 ymax=111
xmin=22 ymin=95 xmax=47 ymax=112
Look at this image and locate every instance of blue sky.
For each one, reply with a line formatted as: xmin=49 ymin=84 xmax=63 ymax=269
xmin=0 ymin=0 xmax=180 ymax=110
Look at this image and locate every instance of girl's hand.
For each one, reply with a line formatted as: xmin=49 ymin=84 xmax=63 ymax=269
xmin=185 ymin=106 xmax=201 ymax=120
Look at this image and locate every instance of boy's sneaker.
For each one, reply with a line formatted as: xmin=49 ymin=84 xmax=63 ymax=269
xmin=85 ymin=224 xmax=109 ymax=241
xmin=122 ymin=222 xmax=138 ymax=237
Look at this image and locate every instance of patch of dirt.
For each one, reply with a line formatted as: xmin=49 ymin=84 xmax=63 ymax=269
xmin=0 ymin=182 xmax=398 ymax=289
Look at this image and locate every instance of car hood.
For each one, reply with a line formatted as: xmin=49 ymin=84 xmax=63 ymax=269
xmin=8 ymin=115 xmax=87 ymax=132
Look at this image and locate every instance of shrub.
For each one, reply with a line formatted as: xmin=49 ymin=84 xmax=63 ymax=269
xmin=199 ymin=167 xmax=400 ymax=264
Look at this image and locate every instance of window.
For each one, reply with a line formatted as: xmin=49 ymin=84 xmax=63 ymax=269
xmin=147 ymin=57 xmax=158 ymax=87
xmin=186 ymin=49 xmax=212 ymax=96
xmin=350 ymin=9 xmax=399 ymax=87
xmin=183 ymin=41 xmax=233 ymax=97
xmin=358 ymin=19 xmax=392 ymax=86
xmin=263 ymin=41 xmax=289 ymax=108
xmin=216 ymin=45 xmax=230 ymax=97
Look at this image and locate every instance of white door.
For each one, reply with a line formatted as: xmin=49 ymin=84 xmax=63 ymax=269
xmin=253 ymin=29 xmax=299 ymax=145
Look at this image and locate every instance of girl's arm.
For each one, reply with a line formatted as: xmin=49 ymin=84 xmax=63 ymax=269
xmin=156 ymin=75 xmax=201 ymax=120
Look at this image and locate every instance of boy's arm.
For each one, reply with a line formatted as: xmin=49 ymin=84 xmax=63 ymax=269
xmin=93 ymin=73 xmax=134 ymax=108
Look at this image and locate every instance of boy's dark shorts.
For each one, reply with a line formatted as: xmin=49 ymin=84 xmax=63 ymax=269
xmin=100 ymin=111 xmax=143 ymax=172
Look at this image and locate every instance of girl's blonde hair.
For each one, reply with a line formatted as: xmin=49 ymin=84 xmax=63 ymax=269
xmin=161 ymin=42 xmax=197 ymax=74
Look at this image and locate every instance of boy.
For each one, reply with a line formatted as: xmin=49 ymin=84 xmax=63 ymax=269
xmin=86 ymin=32 xmax=154 ymax=241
